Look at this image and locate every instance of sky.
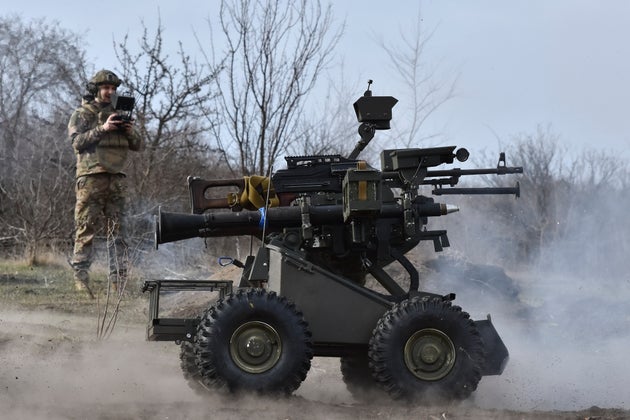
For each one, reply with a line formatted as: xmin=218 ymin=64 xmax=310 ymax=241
xmin=6 ymin=0 xmax=630 ymax=156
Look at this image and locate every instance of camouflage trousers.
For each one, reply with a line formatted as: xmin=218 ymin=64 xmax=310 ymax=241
xmin=71 ymin=173 xmax=129 ymax=277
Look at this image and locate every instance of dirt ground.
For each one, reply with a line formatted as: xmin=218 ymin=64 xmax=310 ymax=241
xmin=0 ymin=308 xmax=627 ymax=420
xmin=0 ymin=310 xmax=630 ymax=420
xmin=1 ymin=261 xmax=630 ymax=420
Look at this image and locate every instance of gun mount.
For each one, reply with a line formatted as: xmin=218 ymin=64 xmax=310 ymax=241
xmin=145 ymin=82 xmax=519 ymax=403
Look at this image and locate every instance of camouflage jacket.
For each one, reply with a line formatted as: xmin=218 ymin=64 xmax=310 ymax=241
xmin=68 ymin=100 xmax=143 ymax=177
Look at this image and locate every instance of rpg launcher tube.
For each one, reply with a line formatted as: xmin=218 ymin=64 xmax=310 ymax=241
xmin=155 ymin=202 xmax=458 ymax=246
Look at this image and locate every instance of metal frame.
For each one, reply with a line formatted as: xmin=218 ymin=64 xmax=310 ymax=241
xmin=142 ymin=279 xmax=233 ymax=341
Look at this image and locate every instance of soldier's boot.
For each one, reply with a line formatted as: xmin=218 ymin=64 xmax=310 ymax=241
xmin=74 ymin=269 xmax=95 ymax=299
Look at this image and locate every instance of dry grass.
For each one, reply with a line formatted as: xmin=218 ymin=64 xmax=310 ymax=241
xmin=0 ymin=258 xmax=147 ymax=323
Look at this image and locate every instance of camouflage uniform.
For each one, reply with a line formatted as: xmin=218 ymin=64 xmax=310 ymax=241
xmin=68 ymin=70 xmax=143 ymax=294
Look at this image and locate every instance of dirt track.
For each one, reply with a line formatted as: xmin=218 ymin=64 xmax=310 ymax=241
xmin=1 ymin=308 xmax=629 ymax=420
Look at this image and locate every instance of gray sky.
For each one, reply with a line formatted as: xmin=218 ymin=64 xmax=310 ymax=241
xmin=8 ymin=0 xmax=630 ymax=155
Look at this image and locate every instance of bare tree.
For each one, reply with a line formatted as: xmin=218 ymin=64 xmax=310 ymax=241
xmin=288 ymin=64 xmax=359 ymax=158
xmin=201 ymin=0 xmax=343 ymax=176
xmin=113 ymin=20 xmax=221 ymax=217
xmin=568 ymin=149 xmax=624 ymax=192
xmin=0 ymin=16 xmax=87 ymax=163
xmin=0 ymin=15 xmax=88 ymax=262
xmin=377 ymin=8 xmax=457 ymax=147
xmin=503 ymin=125 xmax=568 ymax=261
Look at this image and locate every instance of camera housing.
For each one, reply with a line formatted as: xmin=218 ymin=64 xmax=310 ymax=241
xmin=352 ymin=81 xmax=397 ymax=130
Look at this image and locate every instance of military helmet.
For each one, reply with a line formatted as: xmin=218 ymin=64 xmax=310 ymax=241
xmin=90 ymin=69 xmax=122 ymax=87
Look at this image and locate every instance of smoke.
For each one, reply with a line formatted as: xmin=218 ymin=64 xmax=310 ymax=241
xmin=421 ymin=188 xmax=630 ymax=411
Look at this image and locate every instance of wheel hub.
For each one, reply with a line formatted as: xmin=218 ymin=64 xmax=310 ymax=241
xmin=246 ymin=337 xmax=266 ymax=357
xmin=420 ymin=343 xmax=441 ymax=364
xmin=230 ymin=321 xmax=281 ymax=374
xmin=404 ymin=328 xmax=456 ymax=381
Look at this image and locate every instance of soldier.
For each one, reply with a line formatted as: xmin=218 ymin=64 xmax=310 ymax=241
xmin=68 ymin=69 xmax=143 ymax=297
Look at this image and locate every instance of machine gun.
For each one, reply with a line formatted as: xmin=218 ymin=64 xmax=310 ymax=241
xmin=187 ymin=146 xmax=521 ymax=212
xmin=146 ymin=82 xmax=520 ymax=403
xmin=187 ymin=98 xmax=520 ymax=214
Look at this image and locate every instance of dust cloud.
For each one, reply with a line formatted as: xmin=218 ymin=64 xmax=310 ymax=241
xmin=422 ymin=192 xmax=630 ymax=412
xmin=0 ymin=310 xmax=196 ymax=419
xmin=475 ymin=266 xmax=630 ymax=411
xmin=0 ymin=310 xmax=375 ymax=419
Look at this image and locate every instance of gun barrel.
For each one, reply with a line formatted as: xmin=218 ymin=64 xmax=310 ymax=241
xmin=427 ymin=167 xmax=523 ymax=177
xmin=156 ymin=200 xmax=456 ymax=246
xmin=432 ymin=183 xmax=520 ymax=197
xmin=156 ymin=206 xmax=346 ymax=246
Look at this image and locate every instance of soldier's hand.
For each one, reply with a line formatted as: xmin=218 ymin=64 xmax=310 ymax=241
xmin=120 ymin=119 xmax=135 ymax=135
xmin=102 ymin=113 xmax=122 ymax=132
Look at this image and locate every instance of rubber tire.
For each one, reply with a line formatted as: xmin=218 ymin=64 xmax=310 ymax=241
xmin=369 ymin=297 xmax=484 ymax=402
xmin=179 ymin=339 xmax=208 ymax=395
xmin=340 ymin=353 xmax=384 ymax=402
xmin=195 ymin=288 xmax=313 ymax=395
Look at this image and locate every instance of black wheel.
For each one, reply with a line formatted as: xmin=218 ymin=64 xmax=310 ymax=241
xmin=340 ymin=353 xmax=383 ymax=402
xmin=368 ymin=297 xmax=483 ymax=402
xmin=179 ymin=340 xmax=207 ymax=395
xmin=195 ymin=288 xmax=313 ymax=394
